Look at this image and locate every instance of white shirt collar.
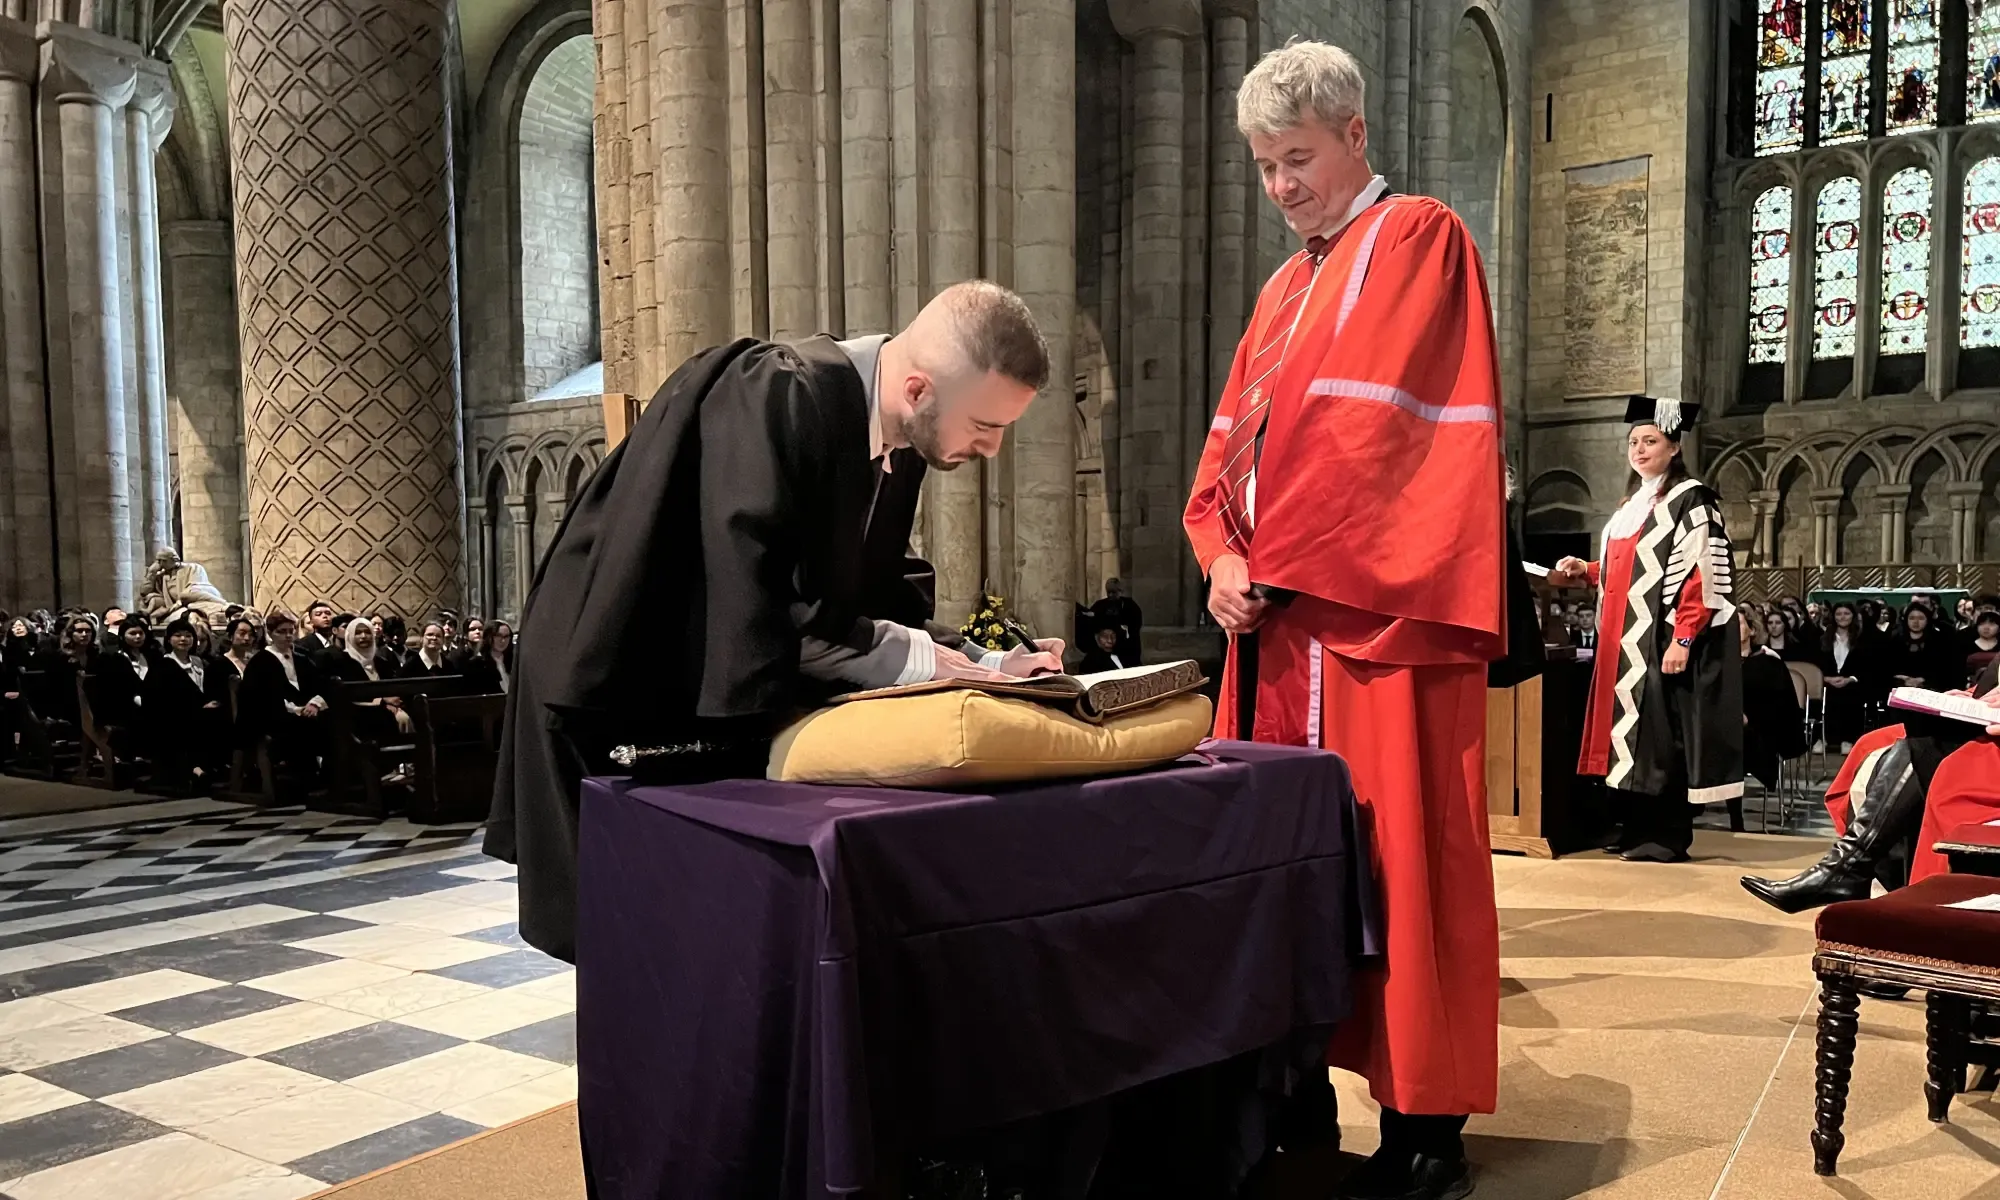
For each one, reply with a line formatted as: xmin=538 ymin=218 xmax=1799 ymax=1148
xmin=836 ymin=334 xmax=895 ymax=465
xmin=1303 ymin=175 xmax=1389 ymax=244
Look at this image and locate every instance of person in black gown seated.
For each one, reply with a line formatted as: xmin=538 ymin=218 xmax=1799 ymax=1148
xmin=89 ymin=616 xmax=157 ymax=758
xmin=241 ymin=609 xmax=330 ymax=784
xmin=462 ymin=621 xmax=513 ymax=695
xmin=1885 ymin=603 xmax=1953 ymax=694
xmin=1739 ymin=610 xmax=1806 ymax=830
xmin=404 ymin=622 xmax=452 ymax=677
xmin=1817 ymin=601 xmax=1876 ymax=751
xmin=328 ymin=619 xmax=411 ymax=742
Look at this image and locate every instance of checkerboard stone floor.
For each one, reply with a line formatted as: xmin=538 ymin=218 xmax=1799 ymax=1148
xmin=0 ymin=800 xmax=573 ymax=1200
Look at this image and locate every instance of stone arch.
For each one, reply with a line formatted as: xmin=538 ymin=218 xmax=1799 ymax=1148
xmin=1900 ymin=423 xmax=1979 ymax=483
xmin=1835 ymin=452 xmax=1883 ymax=563
xmin=164 ymin=44 xmax=229 ymax=223
xmin=461 ymin=0 xmax=594 ymax=411
xmin=1763 ymin=431 xmax=1843 ymax=492
xmin=1446 ymin=7 xmax=1507 ymax=291
xmin=1523 ymin=469 xmax=1592 ymax=534
xmin=1828 ymin=428 xmax=1910 ymax=485
xmin=1772 ymin=455 xmax=1818 ymax=567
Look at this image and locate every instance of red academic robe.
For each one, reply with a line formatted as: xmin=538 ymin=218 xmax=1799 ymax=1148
xmin=1911 ymin=739 xmax=2000 ymax=883
xmin=1185 ymin=194 xmax=1506 ymax=1116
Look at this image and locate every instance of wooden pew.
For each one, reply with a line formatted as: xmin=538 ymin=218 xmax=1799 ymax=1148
xmin=325 ymin=676 xmax=476 ymax=820
xmin=1 ymin=671 xmax=80 ymax=782
xmin=407 ymin=692 xmax=507 ymax=823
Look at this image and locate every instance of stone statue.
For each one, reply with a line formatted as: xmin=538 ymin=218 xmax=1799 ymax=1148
xmin=141 ymin=548 xmax=232 ymax=625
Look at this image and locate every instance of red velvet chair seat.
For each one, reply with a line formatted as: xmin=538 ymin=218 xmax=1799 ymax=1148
xmin=1816 ymin=874 xmax=2000 ymax=972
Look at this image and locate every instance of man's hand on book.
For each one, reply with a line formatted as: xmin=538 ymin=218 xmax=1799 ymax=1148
xmin=931 ymin=646 xmax=1013 ymax=684
xmin=996 ymin=639 xmax=1064 ymax=678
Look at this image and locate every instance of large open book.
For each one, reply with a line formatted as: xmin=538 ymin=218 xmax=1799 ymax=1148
xmin=1888 ymin=686 xmax=2000 ymax=728
xmin=835 ymin=659 xmax=1208 ymax=724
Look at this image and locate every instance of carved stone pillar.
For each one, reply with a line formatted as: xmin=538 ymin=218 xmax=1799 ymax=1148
xmin=1206 ymin=1 xmax=1252 ymax=405
xmin=220 ymin=0 xmax=463 ymax=618
xmin=127 ymin=65 xmax=173 ymax=569
xmin=1109 ymin=0 xmax=1200 ymax=625
xmin=1876 ymin=483 xmax=1911 ymax=564
xmin=0 ymin=16 xmax=50 ymax=609
xmin=1810 ymin=491 xmax=1843 ymax=567
xmin=167 ymin=220 xmax=245 ymax=602
xmin=41 ymin=25 xmax=138 ymax=609
xmin=1008 ymin=0 xmax=1077 ymax=644
xmin=1748 ymin=490 xmax=1779 ymax=569
xmin=506 ymin=498 xmax=533 ymax=616
xmin=1948 ymin=482 xmax=1984 ymax=563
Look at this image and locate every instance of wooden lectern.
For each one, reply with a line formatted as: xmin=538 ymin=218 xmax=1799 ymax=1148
xmin=602 ymin=392 xmax=640 ymax=448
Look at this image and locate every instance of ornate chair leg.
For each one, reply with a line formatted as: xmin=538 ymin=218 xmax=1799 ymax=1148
xmin=1927 ymin=990 xmax=1971 ymax=1123
xmin=1813 ymin=975 xmax=1861 ymax=1177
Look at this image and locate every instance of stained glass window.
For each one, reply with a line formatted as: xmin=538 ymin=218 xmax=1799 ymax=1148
xmin=1879 ymin=167 xmax=1931 ymax=354
xmin=1963 ymin=159 xmax=2000 ymax=347
xmin=1814 ymin=176 xmax=1862 ymax=360
xmin=1975 ymin=2 xmax=2000 ymax=123
xmin=1885 ymin=1 xmax=1938 ymax=132
xmin=1820 ymin=0 xmax=1872 ymax=145
xmin=1755 ymin=1 xmax=1806 ymax=154
xmin=1749 ymin=187 xmax=1794 ymax=363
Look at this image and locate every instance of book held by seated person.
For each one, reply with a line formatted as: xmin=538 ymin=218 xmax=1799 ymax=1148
xmin=1888 ymin=686 xmax=2000 ymax=727
xmin=836 ymin=659 xmax=1207 ymax=724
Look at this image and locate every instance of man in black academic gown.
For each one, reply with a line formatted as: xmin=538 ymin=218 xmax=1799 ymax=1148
xmin=487 ymin=281 xmax=1064 ymax=963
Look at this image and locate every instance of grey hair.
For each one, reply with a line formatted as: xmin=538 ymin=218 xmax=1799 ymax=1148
xmin=1237 ymin=39 xmax=1366 ymax=137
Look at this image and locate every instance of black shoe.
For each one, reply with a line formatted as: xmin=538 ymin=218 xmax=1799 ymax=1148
xmin=1620 ymin=843 xmax=1688 ymax=863
xmin=1741 ymin=740 xmax=1926 ymax=914
xmin=1740 ymin=865 xmax=1871 ymax=914
xmin=1338 ymin=1148 xmax=1473 ymax=1200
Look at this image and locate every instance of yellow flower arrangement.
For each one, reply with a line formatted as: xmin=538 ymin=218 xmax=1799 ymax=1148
xmin=959 ymin=590 xmax=1026 ymax=652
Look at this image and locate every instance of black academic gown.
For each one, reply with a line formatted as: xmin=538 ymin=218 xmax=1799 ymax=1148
xmin=487 ymin=335 xmax=939 ymax=963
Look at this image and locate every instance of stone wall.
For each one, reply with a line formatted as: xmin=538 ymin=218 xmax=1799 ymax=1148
xmin=516 ymin=34 xmax=596 ymax=396
xmin=1520 ymin=0 xmax=1703 ymax=541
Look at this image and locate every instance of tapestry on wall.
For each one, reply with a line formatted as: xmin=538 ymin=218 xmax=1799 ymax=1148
xmin=1562 ymin=155 xmax=1650 ymax=399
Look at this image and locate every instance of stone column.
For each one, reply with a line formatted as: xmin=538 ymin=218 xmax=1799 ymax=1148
xmin=507 ymin=497 xmax=533 ymax=616
xmin=1748 ymin=489 xmax=1779 ymax=569
xmin=128 ymin=64 xmax=173 ymax=566
xmin=1206 ymin=1 xmax=1251 ymax=400
xmin=0 ymin=16 xmax=50 ymax=610
xmin=839 ymin=0 xmax=893 ymax=336
xmin=1948 ymin=482 xmax=1984 ymax=563
xmin=1009 ymin=0 xmax=1076 ymax=643
xmin=1810 ymin=491 xmax=1843 ymax=566
xmin=923 ymin=0 xmax=985 ymax=625
xmin=1108 ymin=0 xmax=1198 ymax=625
xmin=1877 ymin=484 xmax=1911 ymax=564
xmin=764 ymin=0 xmax=818 ymax=340
xmin=167 ymin=220 xmax=245 ymax=602
xmin=41 ymin=25 xmax=137 ymax=609
xmin=221 ymin=0 xmax=463 ymax=618
xmin=654 ymin=0 xmax=731 ymax=375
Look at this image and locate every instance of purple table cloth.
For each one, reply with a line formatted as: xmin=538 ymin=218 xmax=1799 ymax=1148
xmin=575 ymin=740 xmax=1379 ymax=1199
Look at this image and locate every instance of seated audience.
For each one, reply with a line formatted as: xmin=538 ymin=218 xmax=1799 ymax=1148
xmin=241 ymin=609 xmax=330 ymax=782
xmin=89 ymin=617 xmax=156 ymax=743
xmin=462 ymin=620 xmax=512 ymax=694
xmin=1962 ymin=608 xmax=2000 ymax=690
xmin=148 ymin=617 xmax=228 ymax=784
xmin=1884 ymin=602 xmax=1953 ymax=691
xmin=1817 ymin=601 xmax=1878 ymax=750
xmin=327 ymin=619 xmax=413 ymax=741
xmin=404 ymin=622 xmax=452 ymax=676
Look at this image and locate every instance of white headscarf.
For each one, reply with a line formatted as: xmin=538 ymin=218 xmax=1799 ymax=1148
xmin=344 ymin=620 xmax=381 ymax=681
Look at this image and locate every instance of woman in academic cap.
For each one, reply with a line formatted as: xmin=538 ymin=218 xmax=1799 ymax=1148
xmin=1548 ymin=396 xmax=1744 ymax=862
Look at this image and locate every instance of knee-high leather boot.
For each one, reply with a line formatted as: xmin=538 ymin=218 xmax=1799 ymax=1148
xmin=1739 ymin=739 xmax=1926 ymax=914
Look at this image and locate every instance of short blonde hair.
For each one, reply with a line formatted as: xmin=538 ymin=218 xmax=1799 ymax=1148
xmin=1237 ymin=39 xmax=1366 ymax=137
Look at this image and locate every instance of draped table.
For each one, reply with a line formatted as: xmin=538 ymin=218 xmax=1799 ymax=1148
xmin=573 ymin=740 xmax=1379 ymax=1198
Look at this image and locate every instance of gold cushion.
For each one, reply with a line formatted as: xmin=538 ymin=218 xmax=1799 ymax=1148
xmin=767 ymin=692 xmax=1214 ymax=787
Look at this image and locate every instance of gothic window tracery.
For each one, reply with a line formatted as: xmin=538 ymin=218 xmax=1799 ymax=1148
xmin=1963 ymin=157 xmax=2000 ymax=346
xmin=1814 ymin=176 xmax=1864 ymax=359
xmin=1879 ymin=166 xmax=1933 ymax=353
xmin=1821 ymin=0 xmax=1874 ymax=144
xmin=1887 ymin=1 xmax=1939 ymax=132
xmin=1749 ymin=185 xmax=1795 ymax=361
xmin=1756 ymin=1 xmax=1808 ymax=153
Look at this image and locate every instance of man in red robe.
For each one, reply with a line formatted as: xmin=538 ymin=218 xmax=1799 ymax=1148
xmin=1184 ymin=40 xmax=1505 ymax=1200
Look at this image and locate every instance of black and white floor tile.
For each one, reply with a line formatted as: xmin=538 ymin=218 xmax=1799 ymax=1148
xmin=0 ymin=799 xmax=572 ymax=1199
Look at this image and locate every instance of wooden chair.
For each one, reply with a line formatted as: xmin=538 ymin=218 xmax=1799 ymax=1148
xmin=73 ymin=675 xmax=124 ymax=790
xmin=406 ymin=689 xmax=503 ymax=824
xmin=1808 ymin=874 xmax=2000 ymax=1176
xmin=2 ymin=671 xmax=79 ymax=781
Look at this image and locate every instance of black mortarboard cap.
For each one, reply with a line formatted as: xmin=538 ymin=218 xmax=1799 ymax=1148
xmin=1624 ymin=394 xmax=1700 ymax=440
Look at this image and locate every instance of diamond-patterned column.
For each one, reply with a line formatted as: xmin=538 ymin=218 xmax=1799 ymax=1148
xmin=221 ymin=0 xmax=463 ymax=618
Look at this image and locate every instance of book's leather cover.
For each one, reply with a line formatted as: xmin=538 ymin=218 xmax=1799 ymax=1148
xmin=835 ymin=659 xmax=1208 ymax=724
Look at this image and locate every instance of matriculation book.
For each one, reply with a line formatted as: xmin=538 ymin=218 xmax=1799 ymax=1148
xmin=1887 ymin=686 xmax=2000 ymax=728
xmin=836 ymin=659 xmax=1208 ymax=724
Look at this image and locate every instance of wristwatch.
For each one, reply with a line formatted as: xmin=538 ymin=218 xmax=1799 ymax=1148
xmin=1674 ymin=635 xmax=1695 ymax=648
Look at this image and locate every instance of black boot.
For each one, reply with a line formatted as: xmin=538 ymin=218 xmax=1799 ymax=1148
xmin=1740 ymin=740 xmax=1925 ymax=914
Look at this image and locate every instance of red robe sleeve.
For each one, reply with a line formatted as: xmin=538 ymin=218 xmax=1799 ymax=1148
xmin=1248 ymin=198 xmax=1505 ymax=666
xmin=1672 ymin=568 xmax=1714 ymax=642
xmin=1586 ymin=560 xmax=1602 ymax=587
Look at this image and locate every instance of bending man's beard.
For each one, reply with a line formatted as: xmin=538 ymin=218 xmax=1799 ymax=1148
xmin=906 ymin=402 xmax=961 ymax=472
